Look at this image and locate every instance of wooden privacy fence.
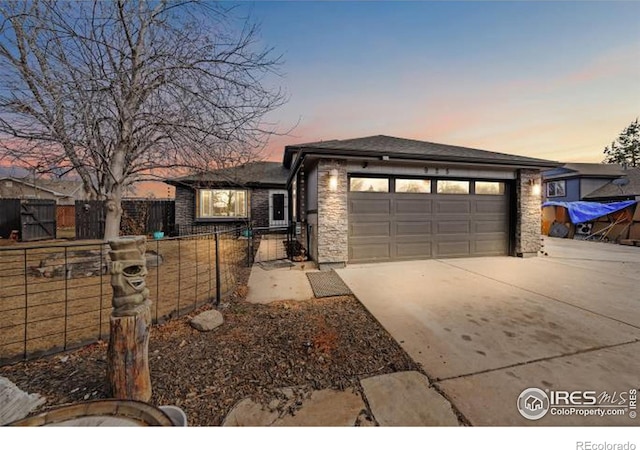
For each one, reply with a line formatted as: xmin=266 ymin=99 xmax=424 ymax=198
xmin=0 ymin=199 xmax=56 ymax=241
xmin=75 ymin=199 xmax=175 ymax=240
xmin=56 ymin=205 xmax=76 ymax=228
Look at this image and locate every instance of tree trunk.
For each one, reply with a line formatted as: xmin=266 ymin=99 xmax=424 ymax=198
xmin=103 ymin=185 xmax=123 ymax=240
xmin=107 ymin=301 xmax=152 ymax=402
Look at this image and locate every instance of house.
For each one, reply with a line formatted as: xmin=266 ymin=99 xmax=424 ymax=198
xmin=525 ymin=395 xmax=543 ymax=411
xmin=0 ymin=176 xmax=87 ymax=205
xmin=541 ymin=163 xmax=625 ymax=202
xmin=284 ymin=135 xmax=559 ymax=268
xmin=167 ymin=161 xmax=290 ymax=234
xmin=583 ymin=167 xmax=640 ymax=202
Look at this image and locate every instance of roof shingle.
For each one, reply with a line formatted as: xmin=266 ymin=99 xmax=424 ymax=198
xmin=583 ymin=167 xmax=640 ymax=199
xmin=284 ymin=135 xmax=559 ymax=168
xmin=167 ymin=161 xmax=288 ymax=187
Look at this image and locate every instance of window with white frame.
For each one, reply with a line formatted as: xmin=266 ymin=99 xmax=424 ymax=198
xmin=198 ymin=189 xmax=247 ymax=218
xmin=546 ymin=180 xmax=565 ymax=198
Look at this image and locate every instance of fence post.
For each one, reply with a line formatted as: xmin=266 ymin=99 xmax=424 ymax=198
xmin=215 ymin=231 xmax=221 ymax=307
xmin=23 ymin=248 xmax=28 ymax=361
xmin=246 ymin=226 xmax=251 ymax=267
xmin=63 ymin=247 xmax=69 ymax=350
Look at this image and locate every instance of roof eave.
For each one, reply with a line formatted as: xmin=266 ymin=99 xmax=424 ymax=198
xmin=292 ymin=147 xmax=559 ymax=168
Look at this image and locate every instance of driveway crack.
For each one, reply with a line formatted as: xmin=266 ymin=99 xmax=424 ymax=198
xmin=433 ymin=338 xmax=640 ymax=383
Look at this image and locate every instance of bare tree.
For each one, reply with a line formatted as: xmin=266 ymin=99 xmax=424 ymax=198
xmin=0 ymin=0 xmax=286 ymax=238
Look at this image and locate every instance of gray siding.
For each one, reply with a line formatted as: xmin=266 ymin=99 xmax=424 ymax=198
xmin=306 ymin=163 xmax=319 ymax=212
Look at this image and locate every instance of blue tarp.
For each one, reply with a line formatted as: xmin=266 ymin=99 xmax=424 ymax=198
xmin=542 ymin=200 xmax=637 ymax=224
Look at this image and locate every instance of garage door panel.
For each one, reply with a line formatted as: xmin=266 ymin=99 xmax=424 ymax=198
xmin=349 ymin=198 xmax=391 ymax=215
xmin=395 ymin=221 xmax=432 ymax=236
xmin=436 ymin=199 xmax=471 ymax=214
xmin=395 ymin=198 xmax=432 ymax=214
xmin=435 ymin=241 xmax=470 ymax=257
xmin=437 ymin=221 xmax=470 ymax=234
xmin=475 ymin=220 xmax=508 ymax=233
xmin=350 ymin=221 xmax=390 ymax=238
xmin=475 ymin=200 xmax=507 ymax=214
xmin=473 ymin=239 xmax=508 ymax=255
xmin=350 ymin=243 xmax=390 ymax=262
xmin=395 ymin=242 xmax=432 ymax=259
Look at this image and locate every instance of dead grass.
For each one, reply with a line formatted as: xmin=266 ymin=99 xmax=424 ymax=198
xmin=0 ymin=234 xmax=248 ymax=364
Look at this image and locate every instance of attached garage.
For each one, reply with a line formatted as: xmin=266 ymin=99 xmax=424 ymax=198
xmin=348 ymin=177 xmax=511 ymax=262
xmin=283 ymin=135 xmax=559 ymax=269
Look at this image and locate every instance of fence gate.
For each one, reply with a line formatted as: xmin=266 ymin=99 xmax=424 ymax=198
xmin=0 ymin=199 xmax=21 ymax=239
xmin=21 ymin=199 xmax=56 ymax=241
xmin=75 ymin=200 xmax=105 ymax=240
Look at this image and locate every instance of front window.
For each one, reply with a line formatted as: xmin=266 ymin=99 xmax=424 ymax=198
xmin=198 ymin=189 xmax=247 ymax=218
xmin=546 ymin=180 xmax=565 ymax=198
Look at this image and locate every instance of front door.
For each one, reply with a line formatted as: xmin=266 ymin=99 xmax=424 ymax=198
xmin=269 ymin=190 xmax=288 ymax=227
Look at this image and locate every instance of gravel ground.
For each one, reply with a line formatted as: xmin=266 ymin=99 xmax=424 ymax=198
xmin=0 ymin=268 xmax=420 ymax=426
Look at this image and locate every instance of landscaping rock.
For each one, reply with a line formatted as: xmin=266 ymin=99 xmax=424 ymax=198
xmin=0 ymin=376 xmax=45 ymax=425
xmin=223 ymin=388 xmax=366 ymax=427
xmin=222 ymin=398 xmax=279 ymax=426
xmin=190 ymin=310 xmax=224 ymax=332
xmin=145 ymin=251 xmax=164 ymax=268
xmin=37 ymin=250 xmax=108 ymax=279
xmin=360 ymin=371 xmax=459 ymax=426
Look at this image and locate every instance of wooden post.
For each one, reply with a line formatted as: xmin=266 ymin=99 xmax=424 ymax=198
xmin=106 ymin=237 xmax=152 ymax=402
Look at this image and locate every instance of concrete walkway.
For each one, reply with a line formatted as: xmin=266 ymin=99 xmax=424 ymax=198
xmin=246 ymin=238 xmax=318 ymax=304
xmin=223 ymin=371 xmax=460 ymax=426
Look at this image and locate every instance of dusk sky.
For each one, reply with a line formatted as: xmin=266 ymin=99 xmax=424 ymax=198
xmin=244 ymin=1 xmax=640 ymax=165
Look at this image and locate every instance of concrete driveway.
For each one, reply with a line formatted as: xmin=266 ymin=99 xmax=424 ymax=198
xmin=335 ymin=237 xmax=640 ymax=426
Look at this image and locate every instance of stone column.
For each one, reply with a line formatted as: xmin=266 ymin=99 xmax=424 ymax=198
xmin=106 ymin=236 xmax=152 ymax=402
xmin=317 ymin=160 xmax=348 ymax=269
xmin=516 ymin=169 xmax=542 ymax=257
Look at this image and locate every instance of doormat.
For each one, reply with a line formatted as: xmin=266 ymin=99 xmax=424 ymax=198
xmin=257 ymin=260 xmax=295 ymax=271
xmin=306 ymin=270 xmax=352 ymax=298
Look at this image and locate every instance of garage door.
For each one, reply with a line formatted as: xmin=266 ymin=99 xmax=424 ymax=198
xmin=348 ymin=177 xmax=510 ymax=263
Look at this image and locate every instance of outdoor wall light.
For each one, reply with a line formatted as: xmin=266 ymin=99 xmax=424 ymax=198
xmin=529 ymin=178 xmax=541 ymax=196
xmin=328 ymin=168 xmax=339 ymax=191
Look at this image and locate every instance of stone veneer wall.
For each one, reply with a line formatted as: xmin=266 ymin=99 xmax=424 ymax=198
xmin=516 ymin=169 xmax=542 ymax=257
xmin=175 ymin=185 xmax=195 ymax=229
xmin=250 ymin=189 xmax=269 ymax=228
xmin=316 ymin=160 xmax=348 ymax=267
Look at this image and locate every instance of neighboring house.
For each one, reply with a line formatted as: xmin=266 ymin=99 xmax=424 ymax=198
xmin=284 ymin=135 xmax=558 ymax=268
xmin=541 ymin=163 xmax=625 ymax=202
xmin=583 ymin=167 xmax=640 ymax=202
xmin=0 ymin=176 xmax=88 ymax=205
xmin=167 ymin=161 xmax=290 ymax=233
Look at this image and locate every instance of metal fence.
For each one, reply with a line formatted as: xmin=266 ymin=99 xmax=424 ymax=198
xmin=0 ymin=226 xmax=249 ymax=366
